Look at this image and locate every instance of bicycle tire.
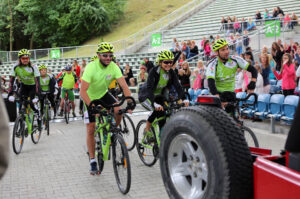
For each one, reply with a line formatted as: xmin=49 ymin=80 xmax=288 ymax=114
xmin=135 ymin=120 xmax=158 ymax=167
xmin=64 ymin=100 xmax=69 ymax=124
xmin=46 ymin=105 xmax=50 ymax=136
xmin=241 ymin=126 xmax=259 ymax=147
xmin=31 ymin=114 xmax=42 ymax=144
xmin=96 ymin=132 xmax=104 ymax=173
xmin=120 ymin=114 xmax=136 ymax=151
xmin=112 ymin=134 xmax=131 ymax=194
xmin=12 ymin=116 xmax=25 ymax=154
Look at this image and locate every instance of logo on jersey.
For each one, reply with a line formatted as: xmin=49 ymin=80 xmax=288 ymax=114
xmin=162 ymin=74 xmax=169 ymax=80
xmin=105 ymin=75 xmax=112 ymax=80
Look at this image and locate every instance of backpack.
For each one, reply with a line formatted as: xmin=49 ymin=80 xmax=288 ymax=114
xmin=138 ymin=82 xmax=148 ymax=103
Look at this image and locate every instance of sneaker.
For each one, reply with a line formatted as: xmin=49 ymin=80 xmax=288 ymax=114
xmin=90 ymin=161 xmax=99 ymax=175
xmin=72 ymin=112 xmax=76 ymax=117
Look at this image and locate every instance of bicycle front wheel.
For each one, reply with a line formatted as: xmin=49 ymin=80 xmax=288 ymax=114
xmin=120 ymin=114 xmax=136 ymax=151
xmin=135 ymin=120 xmax=158 ymax=167
xmin=241 ymin=126 xmax=259 ymax=147
xmin=64 ymin=101 xmax=69 ymax=124
xmin=112 ymin=134 xmax=131 ymax=194
xmin=46 ymin=105 xmax=50 ymax=136
xmin=96 ymin=132 xmax=104 ymax=173
xmin=12 ymin=116 xmax=25 ymax=154
xmin=31 ymin=114 xmax=42 ymax=144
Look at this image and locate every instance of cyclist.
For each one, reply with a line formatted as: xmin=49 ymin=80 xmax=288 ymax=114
xmin=141 ymin=49 xmax=189 ymax=135
xmin=57 ymin=65 xmax=78 ymax=117
xmin=80 ymin=42 xmax=134 ymax=175
xmin=38 ymin=65 xmax=57 ymax=117
xmin=8 ymin=49 xmax=41 ymax=120
xmin=206 ymin=39 xmax=257 ymax=106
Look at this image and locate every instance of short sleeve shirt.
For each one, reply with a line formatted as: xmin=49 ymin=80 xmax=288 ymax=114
xmin=61 ymin=72 xmax=76 ymax=89
xmin=11 ymin=65 xmax=40 ymax=85
xmin=40 ymin=74 xmax=52 ymax=92
xmin=206 ymin=56 xmax=249 ymax=92
xmin=82 ymin=60 xmax=123 ymax=101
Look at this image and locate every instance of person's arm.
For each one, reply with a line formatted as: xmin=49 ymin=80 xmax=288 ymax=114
xmin=272 ymin=68 xmax=282 ymax=80
xmin=80 ymin=80 xmax=91 ymax=106
xmin=0 ymin=96 xmax=9 ymax=180
xmin=296 ymin=65 xmax=300 ymax=77
xmin=117 ymin=77 xmax=131 ymax=97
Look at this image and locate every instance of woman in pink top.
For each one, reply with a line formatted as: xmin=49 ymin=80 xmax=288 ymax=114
xmin=272 ymin=53 xmax=296 ymax=96
xmin=203 ymin=40 xmax=211 ymax=61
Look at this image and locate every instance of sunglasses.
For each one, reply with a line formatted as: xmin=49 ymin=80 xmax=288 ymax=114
xmin=162 ymin=61 xmax=173 ymax=65
xmin=21 ymin=57 xmax=29 ymax=60
xmin=100 ymin=54 xmax=114 ymax=58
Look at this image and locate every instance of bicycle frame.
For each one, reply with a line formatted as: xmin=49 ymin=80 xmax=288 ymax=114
xmin=21 ymin=98 xmax=35 ymax=135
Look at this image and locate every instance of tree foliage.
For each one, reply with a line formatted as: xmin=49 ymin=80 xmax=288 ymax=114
xmin=0 ymin=0 xmax=126 ymax=50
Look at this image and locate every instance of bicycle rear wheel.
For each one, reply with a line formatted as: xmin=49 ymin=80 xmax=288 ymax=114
xmin=31 ymin=114 xmax=42 ymax=144
xmin=64 ymin=100 xmax=69 ymax=124
xmin=120 ymin=114 xmax=136 ymax=151
xmin=12 ymin=116 xmax=25 ymax=154
xmin=135 ymin=120 xmax=158 ymax=167
xmin=96 ymin=132 xmax=104 ymax=173
xmin=46 ymin=105 xmax=50 ymax=136
xmin=241 ymin=126 xmax=259 ymax=147
xmin=112 ymin=134 xmax=131 ymax=194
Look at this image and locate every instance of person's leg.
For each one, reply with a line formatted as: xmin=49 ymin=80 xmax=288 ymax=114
xmin=39 ymin=96 xmax=45 ymax=116
xmin=79 ymin=99 xmax=83 ymax=115
xmin=68 ymin=90 xmax=76 ymax=117
xmin=60 ymin=89 xmax=65 ymax=111
xmin=48 ymin=94 xmax=56 ymax=116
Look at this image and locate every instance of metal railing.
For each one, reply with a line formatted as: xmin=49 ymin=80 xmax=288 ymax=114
xmin=0 ymin=0 xmax=208 ymax=63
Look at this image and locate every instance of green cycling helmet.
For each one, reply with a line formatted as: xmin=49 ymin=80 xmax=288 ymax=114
xmin=97 ymin=42 xmax=114 ymax=53
xmin=38 ymin=64 xmax=47 ymax=70
xmin=18 ymin=49 xmax=31 ymax=58
xmin=213 ymin=39 xmax=229 ymax=52
xmin=91 ymin=55 xmax=98 ymax=62
xmin=157 ymin=50 xmax=174 ymax=61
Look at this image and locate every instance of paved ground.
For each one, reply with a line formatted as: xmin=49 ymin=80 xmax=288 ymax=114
xmin=0 ymin=108 xmax=288 ymax=199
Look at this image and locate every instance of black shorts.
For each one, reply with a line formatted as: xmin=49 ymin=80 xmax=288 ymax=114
xmin=84 ymin=92 xmax=117 ymax=124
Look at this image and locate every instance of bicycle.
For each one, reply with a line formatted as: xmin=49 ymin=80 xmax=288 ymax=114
xmin=12 ymin=95 xmax=42 ymax=154
xmin=87 ymin=96 xmax=136 ymax=194
xmin=135 ymin=99 xmax=185 ymax=167
xmin=40 ymin=91 xmax=52 ymax=136
xmin=110 ymin=88 xmax=136 ymax=151
xmin=216 ymin=92 xmax=259 ymax=147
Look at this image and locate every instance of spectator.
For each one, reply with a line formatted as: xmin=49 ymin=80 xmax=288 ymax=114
xmin=284 ymin=13 xmax=292 ymax=29
xmin=241 ymin=17 xmax=248 ymax=32
xmin=0 ymin=95 xmax=9 ymax=180
xmin=187 ymin=40 xmax=192 ymax=49
xmin=295 ymin=47 xmax=300 ymax=66
xmin=278 ymin=13 xmax=284 ymax=28
xmin=209 ymin=35 xmax=215 ymax=44
xmin=291 ymin=12 xmax=299 ymax=27
xmin=271 ymin=41 xmax=284 ymax=71
xmin=243 ymin=30 xmax=250 ymax=48
xmin=264 ymin=8 xmax=271 ymax=20
xmin=277 ymin=6 xmax=284 ymax=16
xmin=227 ymin=19 xmax=234 ymax=34
xmin=272 ymin=53 xmax=296 ymax=96
xmin=260 ymin=53 xmax=271 ymax=93
xmin=273 ymin=7 xmax=278 ymax=18
xmin=254 ymin=64 xmax=264 ymax=94
xmin=200 ymin=36 xmax=206 ymax=51
xmin=73 ymin=60 xmax=81 ymax=78
xmin=80 ymin=60 xmax=87 ymax=79
xmin=174 ymin=42 xmax=181 ymax=54
xmin=192 ymin=69 xmax=202 ymax=90
xmin=189 ymin=40 xmax=199 ymax=58
xmin=245 ymin=51 xmax=255 ymax=66
xmin=235 ymin=33 xmax=243 ymax=56
xmin=255 ymin=10 xmax=263 ymax=25
xmin=178 ymin=62 xmax=191 ymax=92
xmin=124 ymin=64 xmax=135 ymax=86
xmin=197 ymin=60 xmax=205 ymax=89
xmin=220 ymin=16 xmax=227 ymax=31
xmin=172 ymin=62 xmax=179 ymax=77
xmin=228 ymin=33 xmax=236 ymax=51
xmin=137 ymin=65 xmax=148 ymax=88
xmin=144 ymin=57 xmax=154 ymax=73
xmin=203 ymin=40 xmax=211 ymax=61
xmin=178 ymin=53 xmax=186 ymax=67
xmin=235 ymin=68 xmax=243 ymax=93
xmin=227 ymin=16 xmax=232 ymax=22
xmin=171 ymin=38 xmax=177 ymax=53
xmin=181 ymin=41 xmax=190 ymax=59
xmin=247 ymin=17 xmax=256 ymax=31
xmin=234 ymin=18 xmax=241 ymax=33
xmin=283 ymin=42 xmax=290 ymax=53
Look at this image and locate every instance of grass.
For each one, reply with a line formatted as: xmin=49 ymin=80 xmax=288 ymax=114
xmin=61 ymin=0 xmax=193 ymax=58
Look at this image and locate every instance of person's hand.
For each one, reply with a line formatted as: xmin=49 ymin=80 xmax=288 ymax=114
xmin=283 ymin=59 xmax=288 ymax=65
xmin=183 ymin=99 xmax=189 ymax=107
xmin=127 ymin=109 xmax=133 ymax=114
xmin=271 ymin=67 xmax=276 ymax=72
xmin=154 ymin=102 xmax=164 ymax=111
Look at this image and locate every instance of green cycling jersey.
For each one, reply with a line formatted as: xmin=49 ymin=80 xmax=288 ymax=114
xmin=206 ymin=55 xmax=249 ymax=92
xmin=11 ymin=65 xmax=40 ymax=85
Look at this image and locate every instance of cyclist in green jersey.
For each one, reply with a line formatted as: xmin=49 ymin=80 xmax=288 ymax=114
xmin=140 ymin=50 xmax=189 ymax=133
xmin=8 ymin=49 xmax=41 ymax=118
xmin=57 ymin=65 xmax=78 ymax=117
xmin=206 ymin=39 xmax=257 ymax=102
xmin=80 ymin=42 xmax=134 ymax=175
xmin=38 ymin=65 xmax=57 ymax=117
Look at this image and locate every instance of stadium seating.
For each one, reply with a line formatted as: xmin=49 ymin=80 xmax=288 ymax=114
xmin=281 ymin=95 xmax=299 ymax=124
xmin=254 ymin=94 xmax=271 ymax=119
xmin=266 ymin=94 xmax=285 ymax=120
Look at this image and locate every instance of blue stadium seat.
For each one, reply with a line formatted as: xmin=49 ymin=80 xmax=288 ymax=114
xmin=188 ymin=88 xmax=194 ymax=100
xmin=281 ymin=95 xmax=299 ymax=124
xmin=236 ymin=92 xmax=247 ymax=107
xmin=254 ymin=94 xmax=271 ymax=119
xmin=201 ymin=89 xmax=209 ymax=95
xmin=241 ymin=94 xmax=256 ymax=118
xmin=270 ymin=79 xmax=277 ymax=86
xmin=270 ymin=80 xmax=282 ymax=94
xmin=267 ymin=94 xmax=285 ymax=120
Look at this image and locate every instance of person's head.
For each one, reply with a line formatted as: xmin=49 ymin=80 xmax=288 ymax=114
xmin=282 ymin=53 xmax=293 ymax=66
xmin=272 ymin=42 xmax=280 ymax=52
xmin=18 ymin=49 xmax=31 ymax=66
xmin=197 ymin=60 xmax=204 ymax=69
xmin=203 ymin=40 xmax=210 ymax=47
xmin=193 ymin=68 xmax=199 ymax=75
xmin=125 ymin=64 xmax=130 ymax=70
xmin=38 ymin=65 xmax=47 ymax=77
xmin=213 ymin=39 xmax=230 ymax=61
xmin=277 ymin=6 xmax=281 ymax=11
xmin=182 ymin=41 xmax=187 ymax=46
xmin=262 ymin=46 xmax=268 ymax=54
xmin=292 ymin=12 xmax=296 ymax=17
xmin=216 ymin=35 xmax=220 ymax=39
xmin=210 ymin=35 xmax=214 ymax=40
xmin=283 ymin=42 xmax=289 ymax=50
xmin=245 ymin=51 xmax=253 ymax=61
xmin=241 ymin=17 xmax=245 ymax=21
xmin=277 ymin=39 xmax=282 ymax=45
xmin=73 ymin=60 xmax=78 ymax=66
xmin=246 ymin=46 xmax=252 ymax=52
xmin=265 ymin=8 xmax=268 ymax=12
xmin=182 ymin=61 xmax=189 ymax=70
xmin=96 ymin=42 xmax=114 ymax=67
xmin=260 ymin=53 xmax=270 ymax=67
xmin=248 ymin=17 xmax=252 ymax=22
xmin=227 ymin=16 xmax=231 ymax=21
xmin=255 ymin=64 xmax=262 ymax=74
xmin=191 ymin=40 xmax=196 ymax=46
xmin=173 ymin=38 xmax=177 ymax=43
xmin=228 ymin=19 xmax=232 ymax=23
xmin=140 ymin=65 xmax=146 ymax=73
xmin=157 ymin=50 xmax=174 ymax=72
xmin=180 ymin=53 xmax=186 ymax=60
xmin=243 ymin=30 xmax=248 ymax=35
xmin=256 ymin=10 xmax=260 ymax=14
xmin=65 ymin=64 xmax=72 ymax=74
